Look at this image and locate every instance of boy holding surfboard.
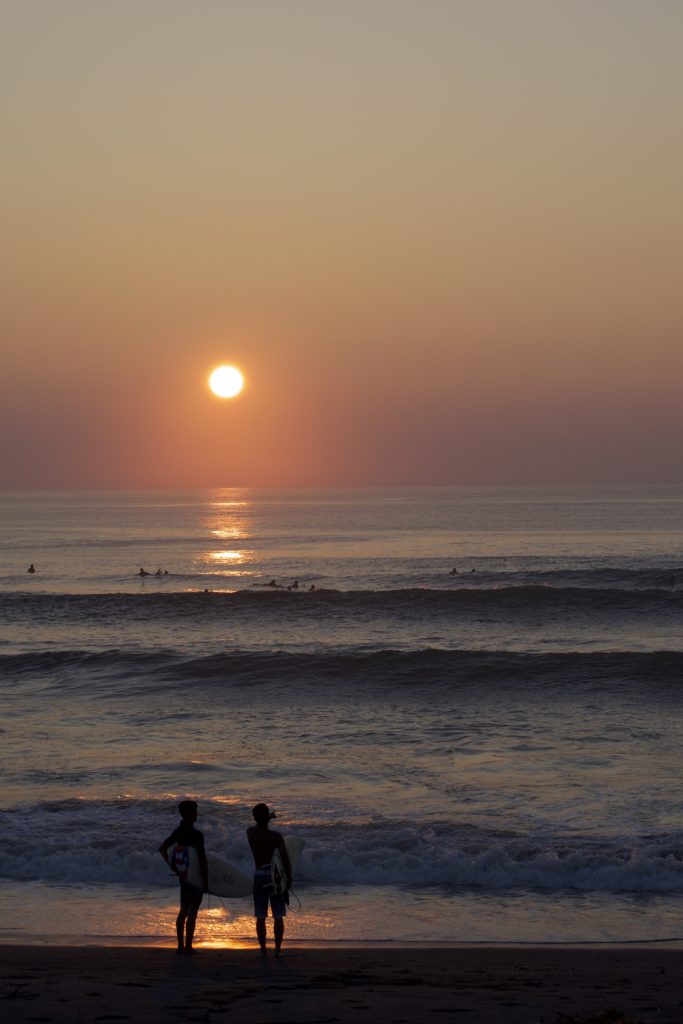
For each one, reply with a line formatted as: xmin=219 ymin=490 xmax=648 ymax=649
xmin=247 ymin=803 xmax=292 ymax=956
xmin=159 ymin=800 xmax=208 ymax=955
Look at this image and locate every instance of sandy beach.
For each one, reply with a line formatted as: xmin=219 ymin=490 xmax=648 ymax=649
xmin=1 ymin=944 xmax=680 ymax=1024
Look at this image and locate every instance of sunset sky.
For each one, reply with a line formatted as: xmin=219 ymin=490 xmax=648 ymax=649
xmin=2 ymin=1 xmax=682 ymax=488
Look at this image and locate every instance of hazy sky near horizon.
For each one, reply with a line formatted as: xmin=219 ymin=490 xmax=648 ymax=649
xmin=2 ymin=1 xmax=682 ymax=488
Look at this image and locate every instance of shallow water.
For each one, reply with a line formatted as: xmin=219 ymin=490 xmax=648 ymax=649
xmin=2 ymin=882 xmax=682 ymax=946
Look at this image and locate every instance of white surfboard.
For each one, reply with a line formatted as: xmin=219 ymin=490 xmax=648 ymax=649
xmin=169 ymin=844 xmax=252 ymax=898
xmin=271 ymin=836 xmax=305 ymax=895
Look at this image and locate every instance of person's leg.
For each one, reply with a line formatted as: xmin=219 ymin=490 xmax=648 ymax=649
xmin=270 ymin=892 xmax=286 ymax=955
xmin=176 ymin=906 xmax=188 ymax=952
xmin=256 ymin=916 xmax=267 ymax=955
xmin=274 ymin=916 xmax=284 ymax=955
xmin=185 ymin=904 xmax=199 ymax=952
xmin=253 ymin=874 xmax=269 ymax=955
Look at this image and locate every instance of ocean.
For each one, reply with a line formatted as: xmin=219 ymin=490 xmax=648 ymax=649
xmin=1 ymin=485 xmax=682 ymax=946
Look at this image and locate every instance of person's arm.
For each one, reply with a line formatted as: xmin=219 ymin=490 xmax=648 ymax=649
xmin=199 ymin=849 xmax=209 ymax=892
xmin=196 ymin=833 xmax=209 ymax=893
xmin=159 ymin=832 xmax=177 ymax=871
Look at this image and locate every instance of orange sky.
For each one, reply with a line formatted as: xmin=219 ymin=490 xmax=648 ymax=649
xmin=2 ymin=1 xmax=682 ymax=487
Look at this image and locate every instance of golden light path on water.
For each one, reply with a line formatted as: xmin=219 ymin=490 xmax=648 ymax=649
xmin=209 ymin=550 xmax=247 ymax=562
xmin=194 ymin=495 xmax=256 ymax=580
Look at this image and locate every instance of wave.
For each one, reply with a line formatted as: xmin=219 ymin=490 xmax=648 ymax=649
xmin=2 ymin=797 xmax=683 ymax=895
xmin=2 ymin=582 xmax=682 ymax=624
xmin=2 ymin=646 xmax=682 ymax=692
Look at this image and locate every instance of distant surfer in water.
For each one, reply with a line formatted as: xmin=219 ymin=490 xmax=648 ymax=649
xmin=27 ymin=564 xmax=35 ymax=574
xmin=247 ymin=803 xmax=292 ymax=957
xmin=159 ymin=800 xmax=208 ymax=954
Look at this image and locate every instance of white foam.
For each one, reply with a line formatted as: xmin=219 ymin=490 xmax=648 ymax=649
xmin=3 ymin=799 xmax=683 ymax=895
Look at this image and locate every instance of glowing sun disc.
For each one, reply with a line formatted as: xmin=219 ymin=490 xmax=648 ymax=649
xmin=209 ymin=365 xmax=244 ymax=398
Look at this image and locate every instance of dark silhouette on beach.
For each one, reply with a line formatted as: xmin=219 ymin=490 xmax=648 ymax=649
xmin=247 ymin=803 xmax=292 ymax=957
xmin=159 ymin=800 xmax=208 ymax=955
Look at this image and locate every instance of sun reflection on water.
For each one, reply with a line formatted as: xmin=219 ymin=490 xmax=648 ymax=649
xmin=200 ymin=491 xmax=255 ymax=577
xmin=210 ymin=550 xmax=247 ymax=563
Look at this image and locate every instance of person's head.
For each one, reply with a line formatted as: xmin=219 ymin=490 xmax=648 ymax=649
xmin=178 ymin=800 xmax=198 ymax=823
xmin=252 ymin=802 xmax=273 ymax=826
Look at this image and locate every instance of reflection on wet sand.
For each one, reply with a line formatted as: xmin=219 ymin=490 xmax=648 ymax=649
xmin=153 ymin=899 xmax=340 ymax=951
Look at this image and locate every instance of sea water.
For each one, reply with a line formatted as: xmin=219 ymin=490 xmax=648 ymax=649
xmin=1 ymin=486 xmax=683 ymax=945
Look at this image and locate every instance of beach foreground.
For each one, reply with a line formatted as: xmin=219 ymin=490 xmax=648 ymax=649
xmin=1 ymin=945 xmax=680 ymax=1024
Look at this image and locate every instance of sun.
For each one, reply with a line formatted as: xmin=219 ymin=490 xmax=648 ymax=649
xmin=209 ymin=365 xmax=244 ymax=399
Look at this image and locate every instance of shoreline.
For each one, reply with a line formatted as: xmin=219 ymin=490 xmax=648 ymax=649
xmin=2 ymin=936 xmax=683 ymax=949
xmin=2 ymin=944 xmax=681 ymax=1023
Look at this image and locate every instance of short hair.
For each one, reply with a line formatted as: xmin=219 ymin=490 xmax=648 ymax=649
xmin=178 ymin=800 xmax=198 ymax=820
xmin=252 ymin=802 xmax=270 ymax=825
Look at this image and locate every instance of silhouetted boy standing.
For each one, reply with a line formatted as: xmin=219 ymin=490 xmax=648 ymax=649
xmin=247 ymin=803 xmax=292 ymax=956
xmin=159 ymin=800 xmax=208 ymax=954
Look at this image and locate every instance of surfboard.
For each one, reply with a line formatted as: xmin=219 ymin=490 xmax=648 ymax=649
xmin=168 ymin=844 xmax=252 ymax=898
xmin=271 ymin=836 xmax=305 ymax=895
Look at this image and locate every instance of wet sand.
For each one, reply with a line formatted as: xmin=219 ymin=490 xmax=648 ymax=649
xmin=1 ymin=944 xmax=681 ymax=1023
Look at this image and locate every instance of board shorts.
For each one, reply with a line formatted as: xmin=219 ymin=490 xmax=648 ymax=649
xmin=253 ymin=868 xmax=287 ymax=919
xmin=179 ymin=879 xmax=204 ymax=909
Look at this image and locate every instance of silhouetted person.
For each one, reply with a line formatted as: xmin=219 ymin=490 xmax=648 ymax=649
xmin=27 ymin=564 xmax=35 ymax=574
xmin=247 ymin=803 xmax=292 ymax=957
xmin=139 ymin=568 xmax=150 ymax=576
xmin=159 ymin=800 xmax=208 ymax=954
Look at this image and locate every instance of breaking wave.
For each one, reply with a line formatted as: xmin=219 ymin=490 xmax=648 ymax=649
xmin=2 ymin=797 xmax=683 ymax=895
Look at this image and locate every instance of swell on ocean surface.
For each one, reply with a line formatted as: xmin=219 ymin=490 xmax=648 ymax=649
xmin=5 ymin=580 xmax=682 ymax=656
xmin=3 ymin=581 xmax=682 ymax=619
xmin=3 ymin=647 xmax=683 ymax=693
xmin=2 ymin=797 xmax=683 ymax=895
xmin=3 ymin=585 xmax=683 ymax=656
